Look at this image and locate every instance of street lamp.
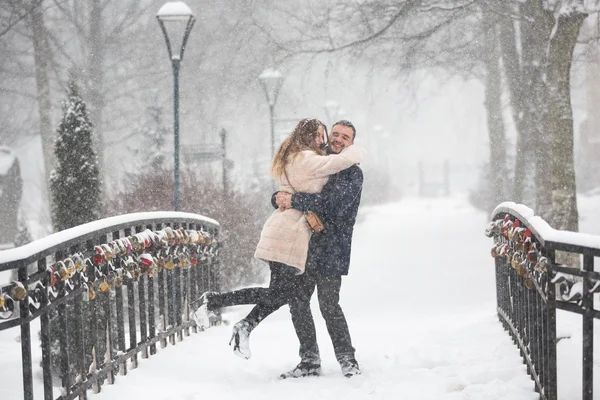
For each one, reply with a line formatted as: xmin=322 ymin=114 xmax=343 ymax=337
xmin=259 ymin=68 xmax=283 ymax=159
xmin=157 ymin=1 xmax=195 ymax=211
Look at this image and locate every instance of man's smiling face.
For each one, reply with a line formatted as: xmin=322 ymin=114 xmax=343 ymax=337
xmin=329 ymin=124 xmax=354 ymax=154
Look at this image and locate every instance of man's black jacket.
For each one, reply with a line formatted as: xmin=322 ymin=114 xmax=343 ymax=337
xmin=272 ymin=163 xmax=363 ymax=276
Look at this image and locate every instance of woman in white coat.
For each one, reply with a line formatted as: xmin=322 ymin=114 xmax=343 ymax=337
xmin=193 ymin=118 xmax=364 ymax=359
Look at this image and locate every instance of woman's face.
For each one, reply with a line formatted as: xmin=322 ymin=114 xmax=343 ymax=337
xmin=315 ymin=125 xmax=325 ymax=147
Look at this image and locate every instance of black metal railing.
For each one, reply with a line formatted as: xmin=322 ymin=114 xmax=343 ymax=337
xmin=0 ymin=212 xmax=220 ymax=400
xmin=486 ymin=202 xmax=600 ymax=400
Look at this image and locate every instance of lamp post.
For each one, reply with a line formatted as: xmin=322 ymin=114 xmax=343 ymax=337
xmin=157 ymin=1 xmax=195 ymax=211
xmin=259 ymin=68 xmax=283 ymax=160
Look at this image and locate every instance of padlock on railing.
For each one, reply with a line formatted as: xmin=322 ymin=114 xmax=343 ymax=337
xmin=93 ymin=246 xmax=105 ymax=265
xmin=139 ymin=253 xmax=154 ymax=274
xmin=102 ymin=243 xmax=114 ymax=261
xmin=511 ymin=251 xmax=522 ymax=270
xmin=524 ymin=272 xmax=535 ymax=290
xmin=534 ymin=256 xmax=549 ymax=272
xmin=98 ymin=277 xmax=110 ymax=293
xmin=502 ymin=216 xmax=513 ymax=239
xmin=10 ymin=281 xmax=27 ymax=301
xmin=0 ymin=294 xmax=15 ymax=319
xmin=64 ymin=257 xmax=77 ymax=278
xmin=56 ymin=261 xmax=70 ymax=281
xmin=83 ymin=282 xmax=96 ymax=301
xmin=508 ymin=220 xmax=520 ymax=240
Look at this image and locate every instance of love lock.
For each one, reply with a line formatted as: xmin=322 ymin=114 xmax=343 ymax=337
xmin=524 ymin=273 xmax=534 ymax=290
xmin=93 ymin=246 xmax=105 ymax=265
xmin=180 ymin=255 xmax=190 ymax=269
xmin=63 ymin=258 xmax=76 ymax=278
xmin=511 ymin=251 xmax=522 ymax=270
xmin=485 ymin=221 xmax=496 ymax=238
xmin=10 ymin=282 xmax=27 ymax=301
xmin=508 ymin=220 xmax=521 ymax=240
xmin=109 ymin=241 xmax=121 ymax=257
xmin=527 ymin=249 xmax=538 ymax=263
xmin=87 ymin=284 xmax=97 ymax=301
xmin=56 ymin=261 xmax=70 ymax=281
xmin=130 ymin=235 xmax=143 ymax=252
xmin=98 ymin=278 xmax=110 ymax=293
xmin=72 ymin=253 xmax=84 ymax=272
xmin=498 ymin=243 xmax=509 ymax=258
xmin=139 ymin=253 xmax=154 ymax=274
xmin=46 ymin=266 xmax=58 ymax=287
xmin=188 ymin=230 xmax=200 ymax=244
xmin=164 ymin=258 xmax=175 ymax=271
xmin=122 ymin=237 xmax=133 ymax=254
xmin=516 ymin=259 xmax=528 ymax=277
xmin=114 ymin=269 xmax=124 ymax=287
xmin=502 ymin=218 xmax=513 ymax=239
xmin=102 ymin=244 xmax=113 ymax=261
xmin=535 ymin=257 xmax=549 ymax=272
xmin=0 ymin=294 xmax=14 ymax=319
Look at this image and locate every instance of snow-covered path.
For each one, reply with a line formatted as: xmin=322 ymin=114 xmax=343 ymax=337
xmin=1 ymin=195 xmax=540 ymax=400
xmin=95 ymin=195 xmax=537 ymax=400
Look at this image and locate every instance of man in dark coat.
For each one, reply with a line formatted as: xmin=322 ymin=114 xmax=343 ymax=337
xmin=275 ymin=120 xmax=363 ymax=378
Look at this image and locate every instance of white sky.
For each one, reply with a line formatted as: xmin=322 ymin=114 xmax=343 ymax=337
xmin=2 ymin=192 xmax=600 ymax=399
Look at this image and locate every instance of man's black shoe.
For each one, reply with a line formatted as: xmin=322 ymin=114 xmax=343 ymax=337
xmin=279 ymin=361 xmax=322 ymax=379
xmin=340 ymin=357 xmax=361 ymax=378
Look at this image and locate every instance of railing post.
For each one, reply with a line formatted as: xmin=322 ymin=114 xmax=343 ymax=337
xmin=38 ymin=257 xmax=54 ymax=400
xmin=135 ymin=225 xmax=149 ymax=358
xmin=112 ymin=230 xmax=127 ymax=375
xmin=156 ymin=223 xmax=168 ymax=349
xmin=124 ymin=227 xmax=138 ymax=369
xmin=146 ymin=224 xmax=157 ymax=355
xmin=17 ymin=261 xmax=34 ymax=400
xmin=70 ymin=244 xmax=88 ymax=400
xmin=54 ymin=249 xmax=74 ymax=396
xmin=547 ymin=251 xmax=557 ymax=400
xmin=582 ymin=254 xmax=594 ymax=400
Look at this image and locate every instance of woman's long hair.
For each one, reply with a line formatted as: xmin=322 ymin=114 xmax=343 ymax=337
xmin=270 ymin=118 xmax=327 ymax=178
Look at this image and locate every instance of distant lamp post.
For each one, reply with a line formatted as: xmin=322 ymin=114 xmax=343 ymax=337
xmin=324 ymin=100 xmax=340 ymax=127
xmin=373 ymin=124 xmax=384 ymax=136
xmin=157 ymin=1 xmax=195 ymax=211
xmin=259 ymin=68 xmax=283 ymax=159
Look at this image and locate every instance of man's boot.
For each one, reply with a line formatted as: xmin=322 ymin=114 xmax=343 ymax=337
xmin=339 ymin=356 xmax=361 ymax=378
xmin=279 ymin=361 xmax=322 ymax=379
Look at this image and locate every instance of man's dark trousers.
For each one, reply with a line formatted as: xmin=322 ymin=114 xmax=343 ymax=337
xmin=289 ymin=262 xmax=355 ymax=364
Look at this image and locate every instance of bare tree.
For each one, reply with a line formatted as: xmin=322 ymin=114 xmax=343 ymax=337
xmin=483 ymin=12 xmax=507 ymax=208
xmin=29 ymin=0 xmax=54 ymax=195
xmin=260 ymin=0 xmax=590 ymax=233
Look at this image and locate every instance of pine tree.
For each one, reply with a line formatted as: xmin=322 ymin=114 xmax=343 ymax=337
xmin=50 ymin=79 xmax=101 ymax=231
xmin=48 ymin=79 xmax=103 ymax=380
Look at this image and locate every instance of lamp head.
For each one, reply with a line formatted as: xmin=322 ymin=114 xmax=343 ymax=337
xmin=259 ymin=68 xmax=283 ymax=107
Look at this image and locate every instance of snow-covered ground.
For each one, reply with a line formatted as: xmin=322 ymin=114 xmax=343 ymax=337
xmin=1 ymin=193 xmax=599 ymax=399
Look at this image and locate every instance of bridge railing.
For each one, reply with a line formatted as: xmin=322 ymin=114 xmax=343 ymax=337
xmin=0 ymin=212 xmax=220 ymax=400
xmin=486 ymin=202 xmax=600 ymax=400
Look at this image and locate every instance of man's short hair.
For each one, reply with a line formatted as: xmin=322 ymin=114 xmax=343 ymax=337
xmin=332 ymin=120 xmax=356 ymax=140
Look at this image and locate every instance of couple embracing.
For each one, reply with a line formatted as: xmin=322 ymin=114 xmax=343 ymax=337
xmin=193 ymin=117 xmax=364 ymax=378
